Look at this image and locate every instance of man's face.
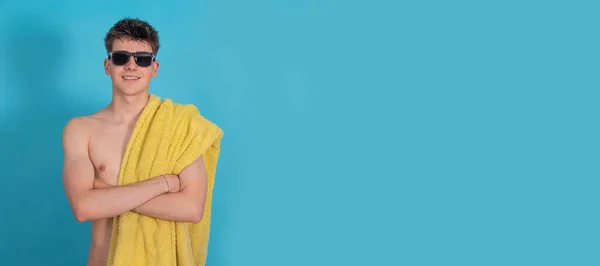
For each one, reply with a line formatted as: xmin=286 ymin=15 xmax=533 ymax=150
xmin=104 ymin=38 xmax=159 ymax=96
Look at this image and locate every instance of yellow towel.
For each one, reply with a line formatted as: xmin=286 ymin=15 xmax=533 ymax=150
xmin=106 ymin=94 xmax=224 ymax=266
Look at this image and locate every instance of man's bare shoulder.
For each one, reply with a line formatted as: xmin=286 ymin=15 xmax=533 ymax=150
xmin=63 ymin=108 xmax=108 ymax=135
xmin=64 ymin=115 xmax=98 ymax=132
xmin=62 ymin=116 xmax=93 ymax=148
xmin=62 ymin=107 xmax=114 ymax=148
xmin=63 ymin=110 xmax=111 ymax=150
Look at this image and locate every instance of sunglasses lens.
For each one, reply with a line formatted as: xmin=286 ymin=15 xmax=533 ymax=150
xmin=135 ymin=54 xmax=154 ymax=67
xmin=110 ymin=51 xmax=154 ymax=67
xmin=111 ymin=52 xmax=130 ymax=66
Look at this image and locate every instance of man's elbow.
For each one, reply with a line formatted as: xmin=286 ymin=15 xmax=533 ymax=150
xmin=73 ymin=202 xmax=92 ymax=222
xmin=188 ymin=208 xmax=204 ymax=223
xmin=185 ymin=200 xmax=205 ymax=223
xmin=184 ymin=192 xmax=206 ymax=223
xmin=71 ymin=198 xmax=100 ymax=222
xmin=75 ymin=213 xmax=90 ymax=222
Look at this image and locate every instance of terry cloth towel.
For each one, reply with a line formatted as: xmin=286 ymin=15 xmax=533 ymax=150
xmin=106 ymin=94 xmax=224 ymax=266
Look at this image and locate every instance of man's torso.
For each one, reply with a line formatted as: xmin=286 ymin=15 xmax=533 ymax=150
xmin=84 ymin=111 xmax=136 ymax=265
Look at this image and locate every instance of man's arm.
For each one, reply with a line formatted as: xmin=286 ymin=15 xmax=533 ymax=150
xmin=95 ymin=155 xmax=208 ymax=223
xmin=61 ymin=117 xmax=180 ymax=222
xmin=133 ymin=155 xmax=208 ymax=223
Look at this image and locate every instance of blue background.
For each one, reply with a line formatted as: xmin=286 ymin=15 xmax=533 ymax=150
xmin=0 ymin=0 xmax=598 ymax=265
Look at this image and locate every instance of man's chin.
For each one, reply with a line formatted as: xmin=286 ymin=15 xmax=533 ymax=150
xmin=113 ymin=86 xmax=148 ymax=96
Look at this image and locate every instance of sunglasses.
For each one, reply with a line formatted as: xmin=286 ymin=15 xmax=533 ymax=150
xmin=108 ymin=51 xmax=156 ymax=67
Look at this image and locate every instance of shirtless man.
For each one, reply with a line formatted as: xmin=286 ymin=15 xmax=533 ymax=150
xmin=61 ymin=18 xmax=208 ymax=266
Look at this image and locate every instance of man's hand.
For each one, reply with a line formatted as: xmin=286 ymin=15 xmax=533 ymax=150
xmin=162 ymin=175 xmax=181 ymax=193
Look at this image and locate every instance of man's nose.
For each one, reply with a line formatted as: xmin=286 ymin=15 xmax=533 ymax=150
xmin=124 ymin=55 xmax=137 ymax=69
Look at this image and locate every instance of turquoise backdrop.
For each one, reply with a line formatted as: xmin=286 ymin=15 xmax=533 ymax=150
xmin=0 ymin=0 xmax=598 ymax=265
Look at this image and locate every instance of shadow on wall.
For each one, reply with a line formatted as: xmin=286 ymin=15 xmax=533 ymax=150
xmin=0 ymin=17 xmax=93 ymax=265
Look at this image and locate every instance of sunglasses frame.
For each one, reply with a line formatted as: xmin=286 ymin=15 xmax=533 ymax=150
xmin=108 ymin=50 xmax=156 ymax=67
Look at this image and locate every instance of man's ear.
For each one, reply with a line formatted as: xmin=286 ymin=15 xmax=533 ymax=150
xmin=104 ymin=59 xmax=110 ymax=75
xmin=152 ymin=61 xmax=160 ymax=77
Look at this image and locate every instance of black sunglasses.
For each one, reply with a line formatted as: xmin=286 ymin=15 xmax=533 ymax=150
xmin=108 ymin=51 xmax=156 ymax=67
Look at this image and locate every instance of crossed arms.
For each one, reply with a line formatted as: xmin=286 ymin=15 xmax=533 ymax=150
xmin=61 ymin=117 xmax=208 ymax=223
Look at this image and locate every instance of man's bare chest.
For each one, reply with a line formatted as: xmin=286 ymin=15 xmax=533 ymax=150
xmin=88 ymin=126 xmax=134 ymax=186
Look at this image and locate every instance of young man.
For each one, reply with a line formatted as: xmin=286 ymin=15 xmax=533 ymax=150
xmin=62 ymin=18 xmax=212 ymax=266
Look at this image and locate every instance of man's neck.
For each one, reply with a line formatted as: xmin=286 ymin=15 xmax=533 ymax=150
xmin=107 ymin=92 xmax=150 ymax=125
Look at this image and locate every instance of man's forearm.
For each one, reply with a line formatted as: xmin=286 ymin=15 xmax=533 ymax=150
xmin=133 ymin=192 xmax=202 ymax=223
xmin=75 ymin=177 xmax=168 ymax=222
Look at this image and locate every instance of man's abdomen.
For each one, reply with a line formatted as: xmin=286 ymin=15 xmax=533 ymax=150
xmin=87 ymin=218 xmax=113 ymax=265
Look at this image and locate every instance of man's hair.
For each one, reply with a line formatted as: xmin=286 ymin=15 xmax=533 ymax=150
xmin=104 ymin=17 xmax=160 ymax=54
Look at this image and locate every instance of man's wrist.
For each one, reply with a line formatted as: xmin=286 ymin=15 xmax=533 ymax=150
xmin=149 ymin=175 xmax=169 ymax=194
xmin=162 ymin=175 xmax=170 ymax=193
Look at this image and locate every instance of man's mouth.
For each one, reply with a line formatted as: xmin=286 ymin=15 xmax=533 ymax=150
xmin=122 ymin=76 xmax=140 ymax=80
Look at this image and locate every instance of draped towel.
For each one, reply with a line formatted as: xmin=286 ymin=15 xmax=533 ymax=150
xmin=107 ymin=94 xmax=224 ymax=266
